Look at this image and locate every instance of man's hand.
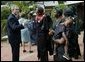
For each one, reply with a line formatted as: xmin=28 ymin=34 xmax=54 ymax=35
xmin=48 ymin=29 xmax=55 ymax=35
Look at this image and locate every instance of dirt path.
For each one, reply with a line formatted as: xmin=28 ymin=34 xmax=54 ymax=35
xmin=1 ymin=31 xmax=84 ymax=61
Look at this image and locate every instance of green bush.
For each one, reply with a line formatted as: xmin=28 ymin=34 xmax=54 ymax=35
xmin=1 ymin=19 xmax=7 ymax=37
xmin=1 ymin=6 xmax=11 ymax=20
xmin=55 ymin=4 xmax=68 ymax=11
xmin=1 ymin=6 xmax=10 ymax=37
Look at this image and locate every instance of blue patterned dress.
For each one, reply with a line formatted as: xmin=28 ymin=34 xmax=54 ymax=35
xmin=18 ymin=18 xmax=30 ymax=43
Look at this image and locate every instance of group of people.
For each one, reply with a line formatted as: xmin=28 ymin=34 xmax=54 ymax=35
xmin=7 ymin=5 xmax=81 ymax=61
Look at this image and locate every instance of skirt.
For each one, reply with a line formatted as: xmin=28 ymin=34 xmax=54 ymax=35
xmin=21 ymin=28 xmax=30 ymax=43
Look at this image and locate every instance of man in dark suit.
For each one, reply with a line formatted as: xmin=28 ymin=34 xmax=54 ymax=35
xmin=7 ymin=5 xmax=24 ymax=61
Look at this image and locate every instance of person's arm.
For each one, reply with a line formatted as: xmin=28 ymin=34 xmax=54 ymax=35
xmin=47 ymin=15 xmax=53 ymax=29
xmin=54 ymin=37 xmax=65 ymax=45
xmin=54 ymin=25 xmax=66 ymax=45
xmin=48 ymin=29 xmax=55 ymax=35
xmin=8 ymin=18 xmax=24 ymax=31
xmin=46 ymin=14 xmax=54 ymax=35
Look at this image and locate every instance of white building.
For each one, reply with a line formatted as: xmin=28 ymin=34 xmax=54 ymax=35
xmin=36 ymin=1 xmax=59 ymax=15
xmin=64 ymin=1 xmax=84 ymax=5
xmin=36 ymin=1 xmax=58 ymax=8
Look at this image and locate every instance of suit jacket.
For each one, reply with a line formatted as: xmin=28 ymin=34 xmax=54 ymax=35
xmin=7 ymin=14 xmax=24 ymax=44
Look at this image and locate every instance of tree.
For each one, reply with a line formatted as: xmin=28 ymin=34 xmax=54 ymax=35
xmin=1 ymin=6 xmax=10 ymax=37
xmin=1 ymin=19 xmax=7 ymax=37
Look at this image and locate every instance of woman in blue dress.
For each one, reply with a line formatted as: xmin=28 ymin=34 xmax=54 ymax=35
xmin=18 ymin=12 xmax=30 ymax=52
xmin=24 ymin=11 xmax=37 ymax=53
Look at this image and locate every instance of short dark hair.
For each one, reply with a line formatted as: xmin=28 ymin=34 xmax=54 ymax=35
xmin=55 ymin=8 xmax=63 ymax=18
xmin=64 ymin=7 xmax=74 ymax=17
xmin=56 ymin=9 xmax=63 ymax=16
xmin=36 ymin=7 xmax=44 ymax=14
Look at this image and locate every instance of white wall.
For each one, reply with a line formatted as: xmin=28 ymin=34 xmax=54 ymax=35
xmin=64 ymin=1 xmax=84 ymax=5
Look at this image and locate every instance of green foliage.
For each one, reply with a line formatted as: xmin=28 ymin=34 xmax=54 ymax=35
xmin=51 ymin=3 xmax=68 ymax=20
xmin=1 ymin=19 xmax=7 ymax=37
xmin=1 ymin=5 xmax=11 ymax=37
xmin=1 ymin=6 xmax=11 ymax=20
xmin=51 ymin=7 xmax=56 ymax=21
xmin=55 ymin=3 xmax=68 ymax=11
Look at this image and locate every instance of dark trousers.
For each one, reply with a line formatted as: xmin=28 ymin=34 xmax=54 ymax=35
xmin=40 ymin=51 xmax=48 ymax=61
xmin=37 ymin=35 xmax=49 ymax=61
xmin=10 ymin=43 xmax=20 ymax=61
xmin=53 ymin=45 xmax=70 ymax=61
xmin=37 ymin=47 xmax=48 ymax=61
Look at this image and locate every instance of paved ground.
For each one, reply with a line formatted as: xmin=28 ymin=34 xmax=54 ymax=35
xmin=1 ymin=31 xmax=84 ymax=61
